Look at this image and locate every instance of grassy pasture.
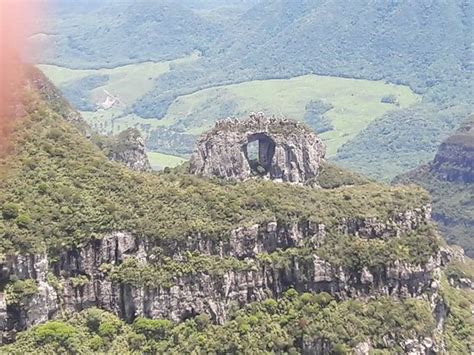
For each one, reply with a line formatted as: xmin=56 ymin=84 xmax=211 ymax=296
xmin=37 ymin=52 xmax=199 ymax=110
xmin=147 ymin=152 xmax=187 ymax=171
xmin=161 ymin=75 xmax=420 ymax=156
xmin=39 ymin=61 xmax=420 ymax=161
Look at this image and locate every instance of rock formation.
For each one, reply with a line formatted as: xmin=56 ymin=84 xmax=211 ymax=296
xmin=0 ymin=204 xmax=450 ymax=344
xmin=395 ymin=116 xmax=474 ymax=257
xmin=431 ymin=116 xmax=474 ymax=183
xmin=190 ymin=112 xmax=326 ymax=183
xmin=105 ymin=128 xmax=151 ymax=172
xmin=2 ymin=65 xmax=470 ymax=354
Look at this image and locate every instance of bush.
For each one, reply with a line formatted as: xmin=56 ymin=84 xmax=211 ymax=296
xmin=333 ymin=343 xmax=349 ymax=354
xmin=98 ymin=320 xmax=121 ymax=338
xmin=70 ymin=275 xmax=90 ymax=288
xmin=15 ymin=214 xmax=32 ymax=229
xmin=132 ymin=318 xmax=173 ymax=340
xmin=5 ymin=279 xmax=38 ymax=305
xmin=2 ymin=203 xmax=19 ymax=220
xmin=314 ymin=292 xmax=333 ymax=306
xmin=34 ymin=321 xmax=77 ymax=344
xmin=195 ymin=314 xmax=211 ymax=331
xmin=381 ymin=94 xmax=398 ymax=104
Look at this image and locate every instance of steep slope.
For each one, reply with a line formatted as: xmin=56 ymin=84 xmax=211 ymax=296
xmin=0 ymin=72 xmax=472 ymax=353
xmin=395 ymin=117 xmax=474 ymax=257
xmin=431 ymin=117 xmax=474 ymax=183
xmin=32 ymin=0 xmax=223 ymax=69
xmin=25 ymin=66 xmax=151 ymax=171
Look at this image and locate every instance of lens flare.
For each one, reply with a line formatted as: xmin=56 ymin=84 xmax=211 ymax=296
xmin=0 ymin=0 xmax=44 ymax=137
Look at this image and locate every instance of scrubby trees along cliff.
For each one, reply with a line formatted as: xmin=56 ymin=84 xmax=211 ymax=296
xmin=0 ymin=68 xmax=472 ymax=354
xmin=3 ymin=0 xmax=472 ymax=352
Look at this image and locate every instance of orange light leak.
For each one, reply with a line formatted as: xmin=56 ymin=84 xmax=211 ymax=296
xmin=0 ymin=0 xmax=44 ymax=136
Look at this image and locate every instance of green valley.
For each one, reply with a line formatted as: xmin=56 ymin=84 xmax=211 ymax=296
xmin=39 ymin=63 xmax=420 ymax=163
xmin=158 ymin=74 xmax=420 ymax=156
xmin=1 ymin=0 xmax=472 ymax=353
xmin=31 ymin=0 xmax=472 ymax=178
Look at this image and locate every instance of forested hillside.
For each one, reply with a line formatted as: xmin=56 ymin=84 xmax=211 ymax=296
xmin=0 ymin=64 xmax=472 ymax=355
xmin=1 ymin=1 xmax=472 ymax=353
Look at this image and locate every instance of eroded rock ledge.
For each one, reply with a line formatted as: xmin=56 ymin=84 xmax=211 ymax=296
xmin=0 ymin=205 xmax=448 ymax=344
xmin=190 ymin=112 xmax=326 ymax=183
xmin=103 ymin=128 xmax=151 ymax=172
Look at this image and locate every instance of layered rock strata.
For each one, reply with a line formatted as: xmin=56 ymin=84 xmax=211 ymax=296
xmin=0 ymin=205 xmax=448 ymax=343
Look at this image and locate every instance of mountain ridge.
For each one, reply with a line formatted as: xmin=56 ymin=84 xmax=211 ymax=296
xmin=0 ymin=68 xmax=472 ymax=354
xmin=395 ymin=116 xmax=474 ymax=257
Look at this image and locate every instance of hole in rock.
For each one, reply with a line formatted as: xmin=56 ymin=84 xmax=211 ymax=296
xmin=243 ymin=133 xmax=276 ymax=176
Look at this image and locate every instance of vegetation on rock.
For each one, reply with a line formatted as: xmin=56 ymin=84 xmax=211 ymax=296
xmin=395 ymin=117 xmax=473 ymax=257
xmin=1 ymin=292 xmax=437 ymax=354
xmin=0 ymin=73 xmax=471 ymax=354
xmin=0 ymin=89 xmax=430 ymax=257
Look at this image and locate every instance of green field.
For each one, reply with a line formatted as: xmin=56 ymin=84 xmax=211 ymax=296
xmin=37 ymin=52 xmax=199 ymax=133
xmin=38 ymin=61 xmax=169 ymax=105
xmin=147 ymin=152 xmax=187 ymax=170
xmin=39 ymin=61 xmax=420 ymax=161
xmin=158 ymin=75 xmax=420 ymax=156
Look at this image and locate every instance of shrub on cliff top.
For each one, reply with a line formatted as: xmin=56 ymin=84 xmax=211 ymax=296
xmin=0 ymin=91 xmax=430 ymax=257
xmin=5 ymin=279 xmax=38 ymax=306
xmin=2 ymin=203 xmax=19 ymax=220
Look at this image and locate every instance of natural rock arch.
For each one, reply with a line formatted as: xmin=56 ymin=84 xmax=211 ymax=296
xmin=190 ymin=113 xmax=326 ymax=183
xmin=242 ymin=133 xmax=276 ymax=175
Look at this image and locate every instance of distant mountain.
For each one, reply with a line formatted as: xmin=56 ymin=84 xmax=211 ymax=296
xmin=395 ymin=116 xmax=474 ymax=257
xmin=32 ymin=0 xmax=223 ymax=68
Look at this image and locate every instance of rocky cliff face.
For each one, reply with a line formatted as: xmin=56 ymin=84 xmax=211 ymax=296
xmin=103 ymin=128 xmax=151 ymax=172
xmin=2 ymin=65 xmax=469 ymax=354
xmin=395 ymin=116 xmax=474 ymax=257
xmin=190 ymin=113 xmax=326 ymax=184
xmin=431 ymin=116 xmax=474 ymax=183
xmin=0 ymin=204 xmax=449 ymax=347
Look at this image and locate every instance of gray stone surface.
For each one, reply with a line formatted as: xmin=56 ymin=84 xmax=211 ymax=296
xmin=106 ymin=128 xmax=151 ymax=172
xmin=190 ymin=112 xmax=326 ymax=183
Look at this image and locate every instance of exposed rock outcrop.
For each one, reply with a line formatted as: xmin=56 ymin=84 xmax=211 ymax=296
xmin=432 ymin=116 xmax=474 ymax=183
xmin=104 ymin=128 xmax=151 ymax=172
xmin=0 ymin=205 xmax=449 ymax=342
xmin=190 ymin=112 xmax=326 ymax=183
xmin=394 ymin=116 xmax=474 ymax=257
xmin=0 ymin=254 xmax=58 ymax=343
